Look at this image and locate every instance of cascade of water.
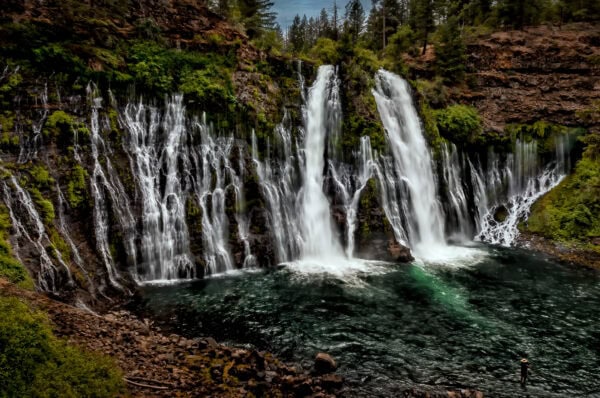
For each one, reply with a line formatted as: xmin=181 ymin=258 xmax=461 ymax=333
xmin=440 ymin=142 xmax=473 ymax=241
xmin=300 ymin=65 xmax=345 ymax=259
xmin=251 ymin=125 xmax=302 ymax=262
xmin=233 ymin=146 xmax=256 ymax=268
xmin=88 ymin=87 xmax=136 ymax=288
xmin=18 ymin=82 xmax=48 ymax=163
xmin=123 ymin=96 xmax=193 ymax=280
xmin=1 ymin=175 xmax=72 ymax=291
xmin=55 ymin=183 xmax=94 ymax=289
xmin=186 ymin=116 xmax=250 ymax=275
xmin=327 ymin=136 xmax=376 ymax=257
xmin=477 ymin=138 xmax=567 ymax=246
xmin=372 ymin=70 xmax=446 ymax=255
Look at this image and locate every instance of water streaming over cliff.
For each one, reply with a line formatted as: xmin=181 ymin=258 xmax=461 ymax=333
xmin=372 ymin=71 xmax=447 ymax=257
xmin=0 ymin=67 xmax=577 ymax=290
xmin=299 ymin=65 xmax=345 ymax=260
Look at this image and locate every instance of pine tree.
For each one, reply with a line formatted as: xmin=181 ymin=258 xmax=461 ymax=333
xmin=435 ymin=15 xmax=466 ymax=84
xmin=332 ymin=0 xmax=340 ymax=40
xmin=288 ymin=14 xmax=305 ymax=53
xmin=344 ymin=0 xmax=365 ymax=44
xmin=238 ymin=0 xmax=277 ymax=37
xmin=409 ymin=0 xmax=435 ymax=54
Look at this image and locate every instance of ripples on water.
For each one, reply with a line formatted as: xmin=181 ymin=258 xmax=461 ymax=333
xmin=137 ymin=244 xmax=600 ymax=397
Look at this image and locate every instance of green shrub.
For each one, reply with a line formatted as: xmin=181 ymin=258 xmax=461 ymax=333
xmin=0 ymin=296 xmax=124 ymax=397
xmin=435 ymin=104 xmax=482 ymax=144
xmin=526 ymin=152 xmax=600 ymax=251
xmin=179 ymin=68 xmax=234 ymax=109
xmin=309 ymin=38 xmax=341 ymax=65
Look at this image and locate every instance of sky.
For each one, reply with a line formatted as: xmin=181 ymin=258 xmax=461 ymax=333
xmin=272 ymin=0 xmax=371 ymax=29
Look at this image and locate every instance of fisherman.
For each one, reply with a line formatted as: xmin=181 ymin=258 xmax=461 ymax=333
xmin=520 ymin=357 xmax=530 ymax=385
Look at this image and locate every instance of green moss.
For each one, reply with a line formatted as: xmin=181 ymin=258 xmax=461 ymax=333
xmin=0 ymin=296 xmax=125 ymax=397
xmin=49 ymin=228 xmax=71 ymax=263
xmin=525 ymin=149 xmax=600 ymax=252
xmin=0 ymin=111 xmax=19 ymax=151
xmin=29 ymin=188 xmax=55 ymax=225
xmin=419 ymin=101 xmax=444 ymax=153
xmin=66 ymin=165 xmax=89 ymax=210
xmin=29 ymin=165 xmax=55 ymax=190
xmin=0 ymin=205 xmax=34 ymax=289
xmin=44 ymin=110 xmax=74 ymax=139
xmin=435 ymin=104 xmax=483 ymax=144
xmin=0 ymin=72 xmax=23 ymax=93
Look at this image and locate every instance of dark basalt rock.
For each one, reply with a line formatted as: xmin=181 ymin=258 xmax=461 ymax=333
xmin=354 ymin=178 xmax=414 ymax=263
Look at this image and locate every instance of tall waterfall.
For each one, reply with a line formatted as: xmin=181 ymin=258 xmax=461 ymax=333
xmin=372 ymin=70 xmax=446 ymax=255
xmin=300 ymin=65 xmax=344 ymax=260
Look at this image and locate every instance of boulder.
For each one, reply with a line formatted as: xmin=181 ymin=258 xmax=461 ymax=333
xmin=314 ymin=352 xmax=337 ymax=374
xmin=388 ymin=240 xmax=414 ymax=262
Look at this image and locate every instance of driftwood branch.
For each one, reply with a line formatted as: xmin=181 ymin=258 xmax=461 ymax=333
xmin=124 ymin=377 xmax=171 ymax=390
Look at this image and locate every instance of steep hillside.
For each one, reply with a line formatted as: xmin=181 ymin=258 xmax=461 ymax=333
xmin=408 ymin=23 xmax=600 ymax=134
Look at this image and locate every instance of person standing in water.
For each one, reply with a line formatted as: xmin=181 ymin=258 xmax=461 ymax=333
xmin=520 ymin=358 xmax=530 ymax=385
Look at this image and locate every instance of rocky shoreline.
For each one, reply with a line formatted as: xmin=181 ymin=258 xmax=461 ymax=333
xmin=517 ymin=232 xmax=600 ymax=270
xmin=0 ymin=278 xmax=489 ymax=397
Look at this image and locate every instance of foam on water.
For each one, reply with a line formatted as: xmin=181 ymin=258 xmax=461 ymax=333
xmin=413 ymin=243 xmax=489 ymax=268
xmin=282 ymin=257 xmax=393 ymax=285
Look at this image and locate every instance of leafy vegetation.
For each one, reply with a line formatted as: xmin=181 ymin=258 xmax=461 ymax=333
xmin=435 ymin=105 xmax=482 ymax=144
xmin=0 ymin=296 xmax=124 ymax=397
xmin=525 ymin=134 xmax=600 ymax=252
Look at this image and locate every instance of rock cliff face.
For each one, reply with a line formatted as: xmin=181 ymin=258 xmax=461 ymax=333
xmin=459 ymin=24 xmax=599 ymax=133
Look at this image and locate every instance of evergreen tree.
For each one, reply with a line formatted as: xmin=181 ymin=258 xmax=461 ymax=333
xmin=288 ymin=14 xmax=305 ymax=53
xmin=318 ymin=8 xmax=331 ymax=38
xmin=238 ymin=0 xmax=277 ymax=37
xmin=409 ymin=0 xmax=435 ymax=54
xmin=332 ymin=0 xmax=340 ymax=40
xmin=435 ymin=15 xmax=466 ymax=84
xmin=367 ymin=0 xmax=407 ymax=50
xmin=344 ymin=0 xmax=365 ymax=44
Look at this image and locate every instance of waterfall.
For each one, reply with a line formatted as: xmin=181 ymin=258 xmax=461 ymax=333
xmin=477 ymin=137 xmax=568 ymax=246
xmin=251 ymin=123 xmax=302 ymax=262
xmin=0 ymin=67 xmax=580 ymax=289
xmin=123 ymin=96 xmax=193 ymax=280
xmin=372 ymin=70 xmax=446 ymax=255
xmin=187 ymin=118 xmax=249 ymax=275
xmin=18 ymin=82 xmax=49 ymax=163
xmin=440 ymin=142 xmax=474 ymax=242
xmin=299 ymin=65 xmax=345 ymax=260
xmin=88 ymin=87 xmax=137 ymax=289
xmin=1 ymin=175 xmax=72 ymax=291
xmin=329 ymin=136 xmax=375 ymax=257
